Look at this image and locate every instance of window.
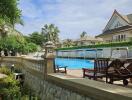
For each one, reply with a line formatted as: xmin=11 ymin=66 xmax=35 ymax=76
xmin=118 ymin=35 xmax=120 ymax=41
xmin=121 ymin=35 xmax=124 ymax=40
xmin=124 ymin=35 xmax=126 ymax=40
xmin=113 ymin=34 xmax=126 ymax=42
xmin=114 ymin=22 xmax=123 ymax=28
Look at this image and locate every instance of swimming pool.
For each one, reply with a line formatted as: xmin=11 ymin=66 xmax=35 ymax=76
xmin=55 ymin=58 xmax=94 ymax=69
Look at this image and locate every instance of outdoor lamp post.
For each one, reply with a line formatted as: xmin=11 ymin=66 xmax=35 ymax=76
xmin=43 ymin=41 xmax=55 ymax=78
xmin=44 ymin=41 xmax=55 ymax=55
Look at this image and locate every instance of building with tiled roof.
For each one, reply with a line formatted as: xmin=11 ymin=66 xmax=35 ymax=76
xmin=96 ymin=10 xmax=132 ymax=42
xmin=75 ymin=35 xmax=103 ymax=46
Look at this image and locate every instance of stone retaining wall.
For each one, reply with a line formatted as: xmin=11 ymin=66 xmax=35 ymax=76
xmin=20 ymin=68 xmax=92 ymax=100
xmin=1 ymin=56 xmax=132 ymax=100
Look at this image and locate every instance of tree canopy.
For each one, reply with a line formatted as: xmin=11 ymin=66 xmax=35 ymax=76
xmin=0 ymin=35 xmax=38 ymax=54
xmin=0 ymin=0 xmax=22 ymax=26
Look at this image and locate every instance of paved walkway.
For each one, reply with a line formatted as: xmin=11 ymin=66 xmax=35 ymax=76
xmin=66 ymin=69 xmax=132 ymax=88
xmin=67 ymin=69 xmax=83 ymax=78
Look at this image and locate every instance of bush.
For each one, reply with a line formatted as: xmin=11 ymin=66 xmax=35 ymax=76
xmin=0 ymin=67 xmax=20 ymax=99
xmin=0 ymin=35 xmax=38 ymax=54
xmin=0 ymin=66 xmax=11 ymax=75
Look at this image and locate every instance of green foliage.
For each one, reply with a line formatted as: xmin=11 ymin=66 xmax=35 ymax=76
xmin=24 ymin=32 xmax=45 ymax=46
xmin=0 ymin=67 xmax=40 ymax=99
xmin=0 ymin=35 xmax=24 ymax=52
xmin=0 ymin=67 xmax=20 ymax=99
xmin=1 ymin=75 xmax=20 ymax=93
xmin=56 ymin=41 xmax=132 ymax=50
xmin=24 ymin=43 xmax=38 ymax=53
xmin=0 ymin=66 xmax=11 ymax=75
xmin=0 ymin=0 xmax=22 ymax=26
xmin=42 ymin=24 xmax=60 ymax=44
xmin=0 ymin=35 xmax=38 ymax=54
xmin=63 ymin=39 xmax=74 ymax=47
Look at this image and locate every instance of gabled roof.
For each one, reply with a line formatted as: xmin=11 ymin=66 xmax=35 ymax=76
xmin=96 ymin=10 xmax=132 ymax=37
xmin=96 ymin=25 xmax=132 ymax=37
xmin=103 ymin=10 xmax=131 ymax=32
xmin=126 ymin=14 xmax=132 ymax=23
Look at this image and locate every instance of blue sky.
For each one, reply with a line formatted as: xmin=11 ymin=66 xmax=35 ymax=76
xmin=15 ymin=0 xmax=132 ymax=40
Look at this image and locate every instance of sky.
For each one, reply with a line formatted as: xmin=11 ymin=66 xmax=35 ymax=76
xmin=15 ymin=0 xmax=132 ymax=40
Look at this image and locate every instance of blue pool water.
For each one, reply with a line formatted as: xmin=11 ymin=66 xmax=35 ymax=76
xmin=55 ymin=58 xmax=94 ymax=69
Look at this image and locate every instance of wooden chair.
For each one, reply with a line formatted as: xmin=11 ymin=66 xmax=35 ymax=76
xmin=82 ymin=59 xmax=109 ymax=80
xmin=106 ymin=59 xmax=132 ymax=85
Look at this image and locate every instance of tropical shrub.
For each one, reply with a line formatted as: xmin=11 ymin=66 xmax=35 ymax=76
xmin=0 ymin=35 xmax=38 ymax=54
xmin=0 ymin=66 xmax=11 ymax=75
xmin=0 ymin=67 xmax=20 ymax=99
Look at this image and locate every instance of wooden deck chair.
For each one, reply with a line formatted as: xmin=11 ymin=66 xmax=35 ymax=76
xmin=82 ymin=59 xmax=109 ymax=80
xmin=106 ymin=59 xmax=132 ymax=85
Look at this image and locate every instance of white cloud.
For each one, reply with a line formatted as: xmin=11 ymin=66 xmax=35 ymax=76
xmin=16 ymin=0 xmax=132 ymax=39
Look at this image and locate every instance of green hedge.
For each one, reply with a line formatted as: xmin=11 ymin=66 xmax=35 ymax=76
xmin=56 ymin=41 xmax=132 ymax=50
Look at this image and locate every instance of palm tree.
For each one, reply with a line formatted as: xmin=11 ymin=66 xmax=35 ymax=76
xmin=80 ymin=31 xmax=87 ymax=38
xmin=41 ymin=24 xmax=60 ymax=44
xmin=63 ymin=39 xmax=73 ymax=47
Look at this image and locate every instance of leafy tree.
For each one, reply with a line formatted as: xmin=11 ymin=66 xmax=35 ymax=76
xmin=0 ymin=0 xmax=23 ymax=39
xmin=24 ymin=36 xmax=31 ymax=43
xmin=0 ymin=35 xmax=38 ymax=54
xmin=0 ymin=35 xmax=24 ymax=52
xmin=28 ymin=32 xmax=45 ymax=46
xmin=0 ymin=0 xmax=22 ymax=26
xmin=24 ymin=43 xmax=38 ymax=53
xmin=41 ymin=24 xmax=60 ymax=44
